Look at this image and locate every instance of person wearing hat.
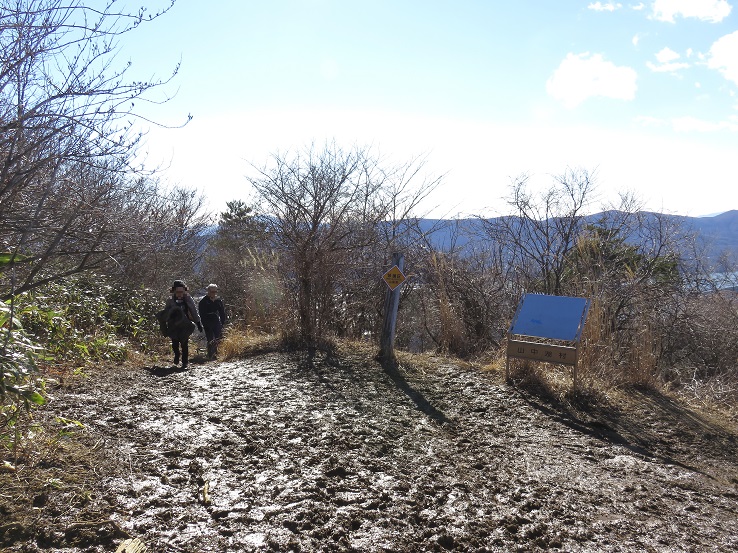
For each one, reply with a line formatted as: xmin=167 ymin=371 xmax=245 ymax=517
xmin=198 ymin=283 xmax=227 ymax=360
xmin=161 ymin=280 xmax=202 ymax=368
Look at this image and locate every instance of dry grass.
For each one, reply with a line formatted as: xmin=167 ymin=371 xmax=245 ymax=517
xmin=216 ymin=323 xmax=738 ymax=415
xmin=577 ymin=299 xmax=660 ymax=388
xmin=394 ymin=347 xmax=480 ymax=376
xmin=675 ymin=371 xmax=738 ymax=417
xmin=0 ymin=398 xmax=128 ymax=549
xmin=333 ymin=338 xmax=378 ymax=360
xmin=217 ymin=324 xmax=289 ymax=359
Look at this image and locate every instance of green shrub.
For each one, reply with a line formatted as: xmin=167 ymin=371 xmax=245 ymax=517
xmin=2 ymin=273 xmax=164 ymax=456
xmin=14 ymin=274 xmax=161 ymax=363
xmin=1 ymin=302 xmax=46 ymax=457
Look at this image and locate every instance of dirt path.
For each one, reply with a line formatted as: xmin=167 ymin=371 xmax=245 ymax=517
xmin=3 ymin=350 xmax=738 ymax=552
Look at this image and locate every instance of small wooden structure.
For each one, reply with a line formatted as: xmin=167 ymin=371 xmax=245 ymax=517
xmin=506 ymin=293 xmax=590 ymax=388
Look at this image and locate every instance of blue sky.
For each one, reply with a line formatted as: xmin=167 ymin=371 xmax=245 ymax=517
xmin=124 ymin=1 xmax=738 ymax=218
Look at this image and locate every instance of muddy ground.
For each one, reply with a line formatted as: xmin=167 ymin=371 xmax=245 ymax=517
xmin=2 ymin=347 xmax=738 ymax=552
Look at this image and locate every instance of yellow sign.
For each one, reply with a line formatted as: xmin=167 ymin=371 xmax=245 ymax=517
xmin=382 ymin=265 xmax=406 ymax=290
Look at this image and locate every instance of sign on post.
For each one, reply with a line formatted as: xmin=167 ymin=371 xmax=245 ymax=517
xmin=506 ymin=293 xmax=590 ymax=388
xmin=379 ymin=256 xmax=405 ymax=361
xmin=382 ymin=265 xmax=406 ymax=290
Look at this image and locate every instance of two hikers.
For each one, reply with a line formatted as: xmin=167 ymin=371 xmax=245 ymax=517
xmin=156 ymin=280 xmax=227 ymax=368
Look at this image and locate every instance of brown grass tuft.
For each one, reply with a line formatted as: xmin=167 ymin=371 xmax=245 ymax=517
xmin=217 ymin=325 xmax=285 ymax=359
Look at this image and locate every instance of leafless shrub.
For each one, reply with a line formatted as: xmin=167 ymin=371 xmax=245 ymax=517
xmin=408 ymin=246 xmax=514 ymax=358
xmin=246 ymin=142 xmax=440 ymax=350
xmin=0 ymin=0 xmax=199 ymax=299
xmin=660 ymin=291 xmax=738 ymax=385
xmin=681 ymin=369 xmax=738 ymax=409
xmin=484 ymin=168 xmax=596 ymax=296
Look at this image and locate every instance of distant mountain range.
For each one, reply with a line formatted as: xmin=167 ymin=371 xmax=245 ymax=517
xmin=679 ymin=210 xmax=738 ymax=261
xmin=417 ymin=210 xmax=738 ymax=265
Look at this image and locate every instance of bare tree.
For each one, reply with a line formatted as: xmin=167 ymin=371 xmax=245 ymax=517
xmin=247 ymin=142 xmax=440 ymax=350
xmin=410 ymin=235 xmax=517 ymax=357
xmin=112 ymin=183 xmax=211 ymax=293
xmin=485 ymin=168 xmax=596 ymax=296
xmin=0 ymin=0 xmax=192 ymax=299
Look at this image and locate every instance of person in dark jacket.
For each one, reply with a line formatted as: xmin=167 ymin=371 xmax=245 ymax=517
xmin=158 ymin=280 xmax=202 ymax=369
xmin=198 ymin=283 xmax=227 ymax=360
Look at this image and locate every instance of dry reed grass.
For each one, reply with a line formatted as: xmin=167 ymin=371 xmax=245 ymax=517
xmin=216 ymin=324 xmax=285 ymax=359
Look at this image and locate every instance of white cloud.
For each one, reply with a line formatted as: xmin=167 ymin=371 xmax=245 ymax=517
xmin=708 ymin=31 xmax=738 ymax=85
xmin=546 ymin=53 xmax=638 ymax=108
xmin=637 ymin=113 xmax=738 ymax=131
xmin=647 ymin=61 xmax=690 ymax=72
xmin=141 ymin=107 xmax=738 ymax=218
xmin=632 ymin=2 xmax=646 ymax=10
xmin=656 ymin=47 xmax=681 ymax=63
xmin=652 ymin=0 xmax=732 ymax=22
xmin=634 ymin=114 xmax=665 ymax=126
xmin=647 ymin=47 xmax=690 ymax=72
xmin=671 ymin=115 xmax=738 ymax=131
xmin=632 ymin=33 xmax=642 ymax=46
xmin=588 ymin=2 xmax=623 ymax=11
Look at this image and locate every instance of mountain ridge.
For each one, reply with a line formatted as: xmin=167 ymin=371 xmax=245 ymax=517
xmin=417 ymin=210 xmax=738 ymax=264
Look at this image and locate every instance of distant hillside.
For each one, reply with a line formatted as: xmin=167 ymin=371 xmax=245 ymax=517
xmin=681 ymin=210 xmax=738 ymax=261
xmin=417 ymin=210 xmax=738 ymax=265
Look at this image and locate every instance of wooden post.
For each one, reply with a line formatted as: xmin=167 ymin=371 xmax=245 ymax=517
xmin=379 ymin=253 xmax=404 ymax=362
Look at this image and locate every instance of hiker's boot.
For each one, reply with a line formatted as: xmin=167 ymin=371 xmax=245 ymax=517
xmin=181 ymin=345 xmax=189 ymax=369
